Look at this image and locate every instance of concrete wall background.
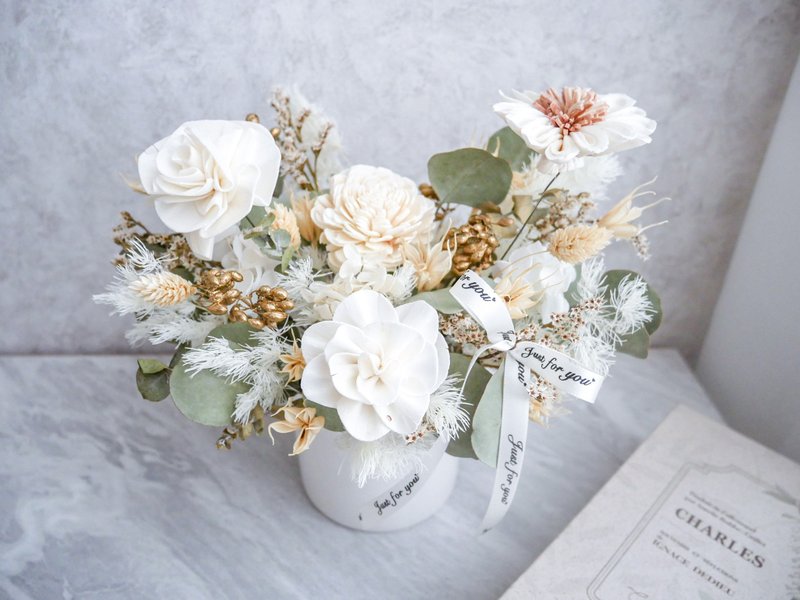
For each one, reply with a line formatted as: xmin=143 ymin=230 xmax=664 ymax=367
xmin=1 ymin=0 xmax=799 ymax=358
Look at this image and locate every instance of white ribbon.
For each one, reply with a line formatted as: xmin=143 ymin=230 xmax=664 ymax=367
xmin=449 ymin=270 xmax=604 ymax=531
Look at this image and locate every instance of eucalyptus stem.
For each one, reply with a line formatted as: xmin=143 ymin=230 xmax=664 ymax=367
xmin=498 ymin=174 xmax=559 ymax=261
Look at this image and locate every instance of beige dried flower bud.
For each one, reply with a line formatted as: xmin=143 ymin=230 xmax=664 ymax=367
xmin=129 ymin=272 xmax=195 ymax=307
xmin=548 ymin=225 xmax=612 ymax=264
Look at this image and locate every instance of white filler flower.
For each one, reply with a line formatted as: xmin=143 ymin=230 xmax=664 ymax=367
xmin=138 ymin=120 xmax=281 ymax=259
xmin=300 ymin=290 xmax=450 ymax=441
xmin=311 ymin=165 xmax=435 ymax=272
xmin=494 ymin=87 xmax=656 ymax=174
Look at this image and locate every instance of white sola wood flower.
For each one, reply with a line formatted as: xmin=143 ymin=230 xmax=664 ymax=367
xmin=311 ymin=165 xmax=435 ymax=272
xmin=137 ymin=120 xmax=281 ymax=259
xmin=494 ymin=87 xmax=656 ymax=174
xmin=300 ymin=290 xmax=450 ymax=441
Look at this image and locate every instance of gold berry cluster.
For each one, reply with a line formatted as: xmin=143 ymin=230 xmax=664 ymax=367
xmin=197 ymin=269 xmax=294 ymax=330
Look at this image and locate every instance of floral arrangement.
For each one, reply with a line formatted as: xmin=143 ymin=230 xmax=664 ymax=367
xmin=96 ymin=86 xmax=666 ymax=523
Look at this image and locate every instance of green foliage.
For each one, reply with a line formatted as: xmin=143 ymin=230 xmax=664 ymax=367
xmin=137 ymin=358 xmax=168 ymax=374
xmin=487 ymin=127 xmax=533 ymax=170
xmin=470 ymin=363 xmax=505 ymax=467
xmin=168 ymin=331 xmax=252 ymax=427
xmin=446 ymin=353 xmax=492 ymax=459
xmin=206 ymin=322 xmax=257 ymax=347
xmin=403 ymin=288 xmax=463 ymax=314
xmin=616 ymin=328 xmax=650 ymax=358
xmin=136 ymin=366 xmax=170 ymax=402
xmin=305 ymin=400 xmax=345 ymax=432
xmin=428 ymin=148 xmax=512 ymax=207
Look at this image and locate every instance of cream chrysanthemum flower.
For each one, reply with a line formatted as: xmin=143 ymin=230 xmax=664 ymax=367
xmin=548 ymin=224 xmax=612 ymax=264
xmin=493 ymin=273 xmax=540 ymax=319
xmin=401 ymin=236 xmax=453 ymax=292
xmin=271 ymin=204 xmax=301 ymax=249
xmin=494 ymin=87 xmax=656 ymax=174
xmin=311 ymin=165 xmax=436 ymax=271
xmin=291 ymin=193 xmax=322 ymax=245
xmin=129 ymin=272 xmax=196 ymax=307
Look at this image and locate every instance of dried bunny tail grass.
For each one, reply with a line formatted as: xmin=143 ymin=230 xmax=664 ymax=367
xmin=129 ymin=271 xmax=195 ymax=307
xmin=345 ymin=433 xmax=436 ymax=488
xmin=548 ymin=225 xmax=612 ymax=264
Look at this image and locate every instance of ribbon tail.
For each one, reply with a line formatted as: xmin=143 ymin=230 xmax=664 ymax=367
xmin=479 ymin=357 xmax=531 ymax=533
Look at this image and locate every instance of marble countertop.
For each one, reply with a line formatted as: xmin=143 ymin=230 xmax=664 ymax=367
xmin=0 ymin=350 xmax=720 ymax=599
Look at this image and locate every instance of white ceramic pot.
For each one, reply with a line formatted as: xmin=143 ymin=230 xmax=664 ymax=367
xmin=298 ymin=429 xmax=459 ymax=531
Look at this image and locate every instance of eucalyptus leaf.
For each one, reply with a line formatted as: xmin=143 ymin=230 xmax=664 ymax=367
xmin=206 ymin=322 xmax=257 ymax=346
xmin=271 ymin=228 xmax=292 ymax=249
xmin=136 ymin=367 xmax=170 ymax=402
xmin=487 ymin=127 xmax=533 ymax=170
xmin=137 ymin=358 xmax=168 ymax=375
xmin=446 ymin=353 xmax=491 ymax=459
xmin=281 ymin=245 xmax=296 ymax=271
xmin=169 ymin=355 xmax=249 ymax=427
xmin=428 ymin=148 xmax=512 ymax=207
xmin=244 ymin=206 xmax=267 ymax=228
xmin=273 ymin=173 xmax=284 ymax=198
xmin=305 ymin=400 xmax=345 ymax=432
xmin=403 ymin=287 xmax=463 ymax=314
xmin=617 ymin=327 xmax=650 ymax=358
xmin=471 ymin=363 xmax=505 ymax=467
xmin=170 ymin=266 xmax=195 ymax=283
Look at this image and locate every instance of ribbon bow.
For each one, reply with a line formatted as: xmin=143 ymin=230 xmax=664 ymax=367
xmin=449 ymin=270 xmax=605 ymax=531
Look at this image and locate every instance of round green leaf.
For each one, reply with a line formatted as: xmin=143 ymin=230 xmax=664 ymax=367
xmin=136 ymin=368 xmax=170 ymax=402
xmin=137 ymin=358 xmax=168 ymax=374
xmin=169 ymin=354 xmax=250 ymax=427
xmin=445 ymin=353 xmax=491 ymax=459
xmin=487 ymin=126 xmax=533 ymax=171
xmin=403 ymin=288 xmax=463 ymax=314
xmin=206 ymin=323 xmax=258 ymax=347
xmin=471 ymin=363 xmax=505 ymax=467
xmin=428 ymin=148 xmax=512 ymax=207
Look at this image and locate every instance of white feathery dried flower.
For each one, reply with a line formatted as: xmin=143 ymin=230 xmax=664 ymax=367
xmin=125 ymin=310 xmax=224 ymax=348
xmin=424 ymin=376 xmax=470 ymax=440
xmin=608 ymin=274 xmax=653 ymax=335
xmin=344 ymin=433 xmax=436 ymax=488
xmin=182 ymin=326 xmax=291 ymax=423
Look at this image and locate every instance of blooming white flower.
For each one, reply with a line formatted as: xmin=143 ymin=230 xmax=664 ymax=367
xmin=494 ymin=242 xmax=576 ymax=323
xmin=220 ymin=232 xmax=280 ymax=293
xmin=494 ymin=87 xmax=656 ymax=174
xmin=138 ymin=120 xmax=281 ymax=259
xmin=300 ymin=290 xmax=450 ymax=441
xmin=311 ymin=165 xmax=436 ymax=271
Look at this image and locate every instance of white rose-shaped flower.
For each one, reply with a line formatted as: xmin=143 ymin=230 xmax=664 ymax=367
xmin=138 ymin=120 xmax=281 ymax=259
xmin=311 ymin=165 xmax=435 ymax=271
xmin=495 ymin=242 xmax=576 ymax=323
xmin=300 ymin=290 xmax=450 ymax=441
xmin=220 ymin=232 xmax=279 ymax=293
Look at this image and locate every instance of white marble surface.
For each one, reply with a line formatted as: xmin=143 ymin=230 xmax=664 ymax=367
xmin=0 ymin=350 xmax=720 ymax=599
xmin=1 ymin=2 xmax=800 ymax=359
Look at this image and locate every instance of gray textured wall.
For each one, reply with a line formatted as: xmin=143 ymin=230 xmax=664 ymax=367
xmin=1 ymin=1 xmax=798 ymax=359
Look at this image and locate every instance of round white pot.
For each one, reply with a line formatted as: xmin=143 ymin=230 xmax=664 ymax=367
xmin=298 ymin=429 xmax=459 ymax=531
